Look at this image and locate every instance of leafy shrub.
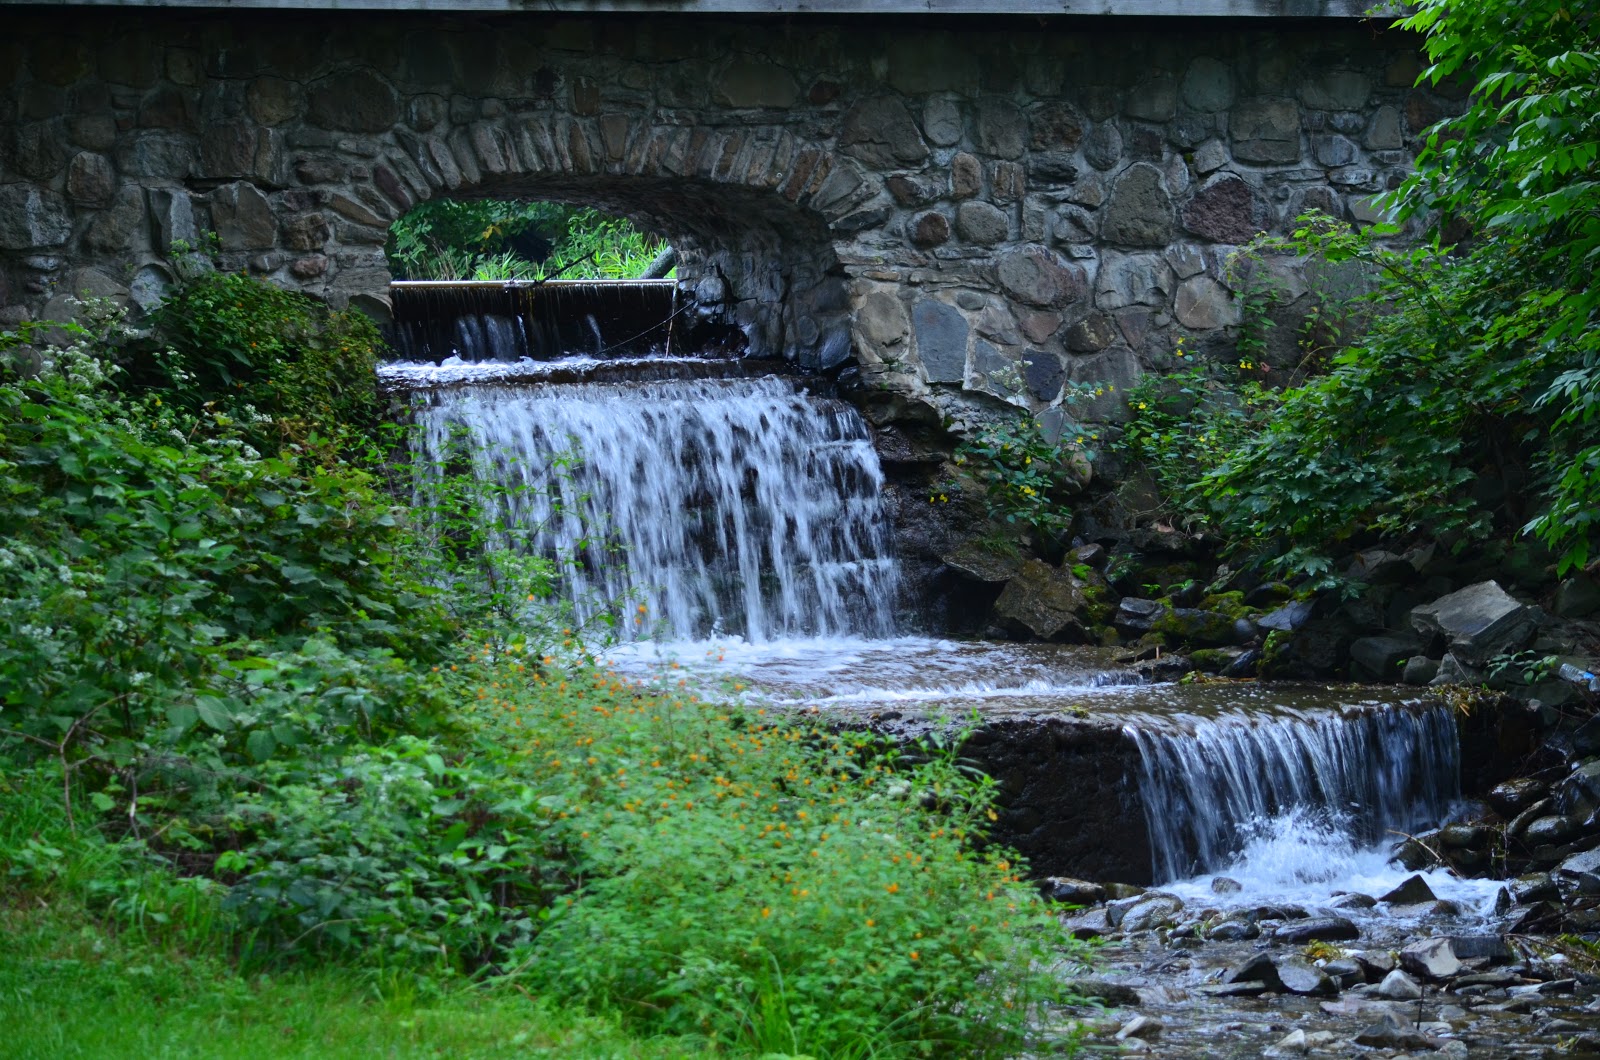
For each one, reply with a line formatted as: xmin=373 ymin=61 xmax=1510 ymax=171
xmin=954 ymin=415 xmax=1094 ymax=541
xmin=143 ymin=269 xmax=383 ymax=455
xmin=1117 ymin=359 xmax=1278 ymax=529
xmin=1186 ymin=0 xmax=1600 ymax=578
xmin=387 ymin=200 xmax=666 ymax=282
xmin=220 ymin=736 xmax=551 ymax=966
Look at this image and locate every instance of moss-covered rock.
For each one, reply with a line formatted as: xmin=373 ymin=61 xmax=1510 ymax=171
xmin=1198 ymin=591 xmax=1251 ymax=619
xmin=1150 ymin=607 xmax=1247 ymax=648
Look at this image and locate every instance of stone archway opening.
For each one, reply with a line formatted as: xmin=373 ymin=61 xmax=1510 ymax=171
xmin=363 ymin=170 xmax=856 ymax=371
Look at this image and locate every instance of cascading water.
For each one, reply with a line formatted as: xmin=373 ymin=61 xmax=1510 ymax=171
xmin=385 ymin=282 xmax=1481 ymax=915
xmin=410 ymin=376 xmax=898 ymax=642
xmin=1129 ymin=704 xmax=1465 ymax=893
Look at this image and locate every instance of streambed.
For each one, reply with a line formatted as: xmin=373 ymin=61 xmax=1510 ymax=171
xmin=382 ymin=344 xmax=1583 ymax=1057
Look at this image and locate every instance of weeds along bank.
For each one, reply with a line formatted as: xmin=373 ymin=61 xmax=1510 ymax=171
xmin=0 ymin=275 xmax=1084 ymax=1059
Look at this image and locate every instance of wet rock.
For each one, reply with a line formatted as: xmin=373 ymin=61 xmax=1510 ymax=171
xmin=1271 ymin=917 xmax=1361 ymax=945
xmin=1556 ymin=847 xmax=1600 ymax=895
xmin=1257 ymin=599 xmax=1315 ymax=633
xmin=1410 ymin=580 xmax=1539 ymax=666
xmin=1329 ymin=892 xmax=1377 ymax=910
xmin=1449 ymin=935 xmax=1512 ymax=961
xmin=992 ymin=560 xmax=1094 ymax=642
xmin=1558 ymin=760 xmax=1600 ymax=819
xmin=1210 ymin=876 xmax=1242 ymax=894
xmin=1262 ymin=1029 xmax=1310 ymax=1057
xmin=1205 ymin=915 xmax=1260 ymax=942
xmin=1074 ymin=979 xmax=1141 ymax=1006
xmin=1324 ymin=958 xmax=1365 ymax=988
xmin=1151 ymin=608 xmax=1249 ymax=648
xmin=1119 ymin=894 xmax=1185 ymax=933
xmin=1103 ymin=883 xmax=1147 ymax=900
xmin=1378 ymin=969 xmax=1424 ymax=1000
xmin=1351 ymin=1012 xmax=1442 ymax=1050
xmin=1507 ymin=798 xmax=1554 ymax=841
xmin=1392 ymin=831 xmax=1446 ymax=871
xmin=1063 ymin=907 xmax=1113 ymax=939
xmin=1043 ymin=877 xmax=1106 ymax=905
xmin=1114 ymin=1015 xmax=1162 ymax=1040
xmin=941 ymin=542 xmax=1023 ymax=584
xmin=1197 ymin=980 xmax=1268 ymax=997
xmin=1225 ymin=954 xmax=1284 ymax=990
xmin=1430 ymin=652 xmax=1485 ymax=686
xmin=1402 ymin=656 xmax=1441 ymax=685
xmin=1450 ymin=970 xmax=1518 ymax=991
xmin=1114 ymin=597 xmax=1165 ymax=635
xmin=1379 ymin=874 xmax=1438 ymax=906
xmin=1276 ymin=957 xmax=1337 ymax=996
xmin=1355 ymin=951 xmax=1397 ymax=980
xmin=1439 ymin=823 xmax=1495 ymax=849
xmin=1524 ymin=814 xmax=1582 ymax=846
xmin=1510 ymin=872 xmax=1559 ymax=904
xmin=1350 ymin=635 xmax=1424 ymax=682
xmin=1401 ymin=937 xmax=1463 ymax=981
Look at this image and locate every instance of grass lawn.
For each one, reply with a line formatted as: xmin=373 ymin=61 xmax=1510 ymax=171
xmin=0 ymin=904 xmax=710 ymax=1060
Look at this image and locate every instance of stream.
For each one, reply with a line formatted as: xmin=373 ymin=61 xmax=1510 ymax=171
xmin=382 ymin=325 xmax=1600 ymax=1058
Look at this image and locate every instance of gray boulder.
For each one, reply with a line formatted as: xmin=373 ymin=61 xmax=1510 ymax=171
xmin=1275 ymin=957 xmax=1337 ymax=996
xmin=1377 ymin=969 xmax=1423 ymax=1000
xmin=991 ymin=559 xmax=1093 ymax=641
xmin=1349 ymin=635 xmax=1423 ymax=682
xmin=1271 ymin=916 xmax=1360 ymax=944
xmin=1399 ymin=937 xmax=1462 ymax=980
xmin=1119 ymin=893 xmax=1185 ymax=933
xmin=1410 ymin=580 xmax=1539 ymax=665
xmin=1257 ymin=599 xmax=1315 ymax=633
xmin=1379 ymin=874 xmax=1437 ymax=906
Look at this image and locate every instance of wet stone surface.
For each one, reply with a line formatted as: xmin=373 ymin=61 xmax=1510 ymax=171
xmin=1048 ymin=882 xmax=1600 ymax=1058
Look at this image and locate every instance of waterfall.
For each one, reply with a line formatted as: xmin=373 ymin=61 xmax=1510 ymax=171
xmin=410 ymin=376 xmax=899 ymax=642
xmin=387 ymin=280 xmax=680 ymax=362
xmin=1128 ymin=706 xmax=1460 ymax=884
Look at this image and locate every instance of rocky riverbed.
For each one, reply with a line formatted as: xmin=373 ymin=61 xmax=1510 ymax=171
xmin=1048 ymin=869 xmax=1600 ymax=1058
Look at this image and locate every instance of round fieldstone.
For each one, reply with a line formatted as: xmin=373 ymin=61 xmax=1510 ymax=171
xmin=1182 ymin=174 xmax=1266 ymax=244
xmin=307 ymin=69 xmax=401 ymax=133
xmin=909 ymin=210 xmax=950 ymax=248
xmin=1102 ymin=163 xmax=1174 ymax=246
xmin=1181 ymin=56 xmax=1235 ymax=112
xmin=922 ymin=96 xmax=964 ymax=147
xmin=995 ymin=244 xmax=1086 ymax=308
xmin=955 ymin=201 xmax=1009 ymax=246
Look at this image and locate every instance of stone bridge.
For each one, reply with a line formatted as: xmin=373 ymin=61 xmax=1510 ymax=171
xmin=0 ymin=2 xmax=1453 ymax=425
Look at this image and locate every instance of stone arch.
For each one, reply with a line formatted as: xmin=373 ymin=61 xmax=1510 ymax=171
xmin=340 ymin=115 xmax=868 ymax=367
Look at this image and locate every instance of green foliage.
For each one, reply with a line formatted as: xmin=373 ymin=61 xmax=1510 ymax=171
xmin=1389 ymin=0 xmax=1600 ymax=573
xmin=0 ymin=322 xmax=448 ymax=791
xmin=147 ymin=268 xmax=383 ymax=452
xmin=1133 ymin=0 xmax=1600 ymax=580
xmin=2 ymin=273 xmax=1085 ymax=1058
xmin=387 ymin=200 xmax=666 ymax=282
xmin=1195 ymin=215 xmax=1553 ymax=585
xmin=1117 ymin=358 xmax=1278 ymax=528
xmin=954 ymin=415 xmax=1093 ymax=539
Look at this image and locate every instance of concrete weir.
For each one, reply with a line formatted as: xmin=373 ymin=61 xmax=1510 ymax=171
xmin=3 ymin=2 xmax=1448 ymax=426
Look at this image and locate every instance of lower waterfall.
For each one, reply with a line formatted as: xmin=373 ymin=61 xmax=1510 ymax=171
xmin=1128 ymin=705 xmax=1461 ymax=885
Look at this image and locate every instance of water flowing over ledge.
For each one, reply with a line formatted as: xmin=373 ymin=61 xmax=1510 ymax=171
xmin=1130 ymin=705 xmax=1462 ymax=885
xmin=410 ymin=375 xmax=898 ymax=642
